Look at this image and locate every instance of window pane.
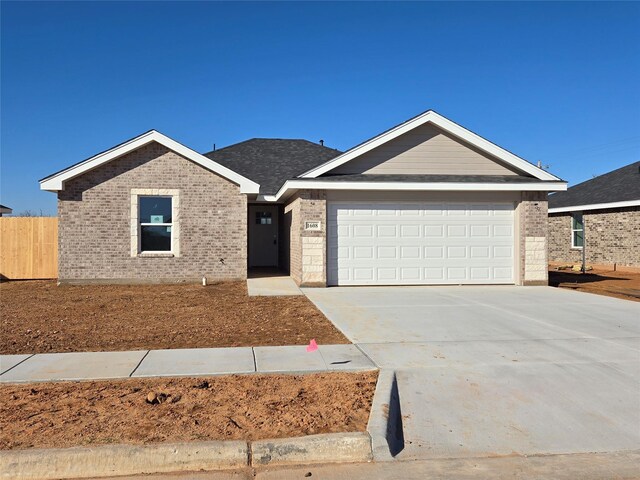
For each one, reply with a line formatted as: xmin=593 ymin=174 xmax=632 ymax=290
xmin=140 ymin=197 xmax=172 ymax=223
xmin=572 ymin=214 xmax=583 ymax=230
xmin=255 ymin=211 xmax=272 ymax=225
xmin=141 ymin=226 xmax=172 ymax=251
xmin=573 ymin=230 xmax=584 ymax=247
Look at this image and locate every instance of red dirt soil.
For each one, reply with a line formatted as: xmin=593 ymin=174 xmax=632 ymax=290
xmin=549 ymin=267 xmax=640 ymax=302
xmin=0 ymin=281 xmax=349 ymax=354
xmin=0 ymin=371 xmax=378 ymax=450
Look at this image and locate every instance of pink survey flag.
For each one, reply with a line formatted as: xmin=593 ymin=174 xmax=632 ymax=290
xmin=306 ymin=339 xmax=318 ymax=352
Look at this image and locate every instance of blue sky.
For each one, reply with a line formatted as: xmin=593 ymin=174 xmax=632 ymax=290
xmin=1 ymin=1 xmax=639 ymax=215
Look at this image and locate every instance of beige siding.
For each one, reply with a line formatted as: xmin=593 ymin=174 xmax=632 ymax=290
xmin=331 ymin=123 xmax=523 ymax=176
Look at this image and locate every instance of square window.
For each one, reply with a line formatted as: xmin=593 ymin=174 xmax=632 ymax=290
xmin=255 ymin=211 xmax=272 ymax=225
xmin=140 ymin=197 xmax=172 ymax=224
xmin=141 ymin=225 xmax=172 ymax=251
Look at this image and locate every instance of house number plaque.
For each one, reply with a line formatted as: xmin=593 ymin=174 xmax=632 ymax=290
xmin=304 ymin=221 xmax=321 ymax=231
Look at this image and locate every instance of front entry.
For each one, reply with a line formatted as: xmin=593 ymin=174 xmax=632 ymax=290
xmin=248 ymin=205 xmax=279 ymax=267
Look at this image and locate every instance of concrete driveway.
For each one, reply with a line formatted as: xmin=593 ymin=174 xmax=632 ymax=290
xmin=303 ymin=286 xmax=640 ymax=460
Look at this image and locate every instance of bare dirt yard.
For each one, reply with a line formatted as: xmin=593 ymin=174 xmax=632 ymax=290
xmin=0 ymin=371 xmax=377 ymax=450
xmin=549 ymin=267 xmax=640 ymax=302
xmin=0 ymin=281 xmax=349 ymax=355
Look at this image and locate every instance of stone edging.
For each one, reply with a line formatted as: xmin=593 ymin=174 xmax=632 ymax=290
xmin=0 ymin=432 xmax=372 ymax=479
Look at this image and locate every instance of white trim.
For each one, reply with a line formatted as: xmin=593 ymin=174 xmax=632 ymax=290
xmin=39 ymin=130 xmax=260 ymax=194
xmin=299 ymin=110 xmax=560 ymax=181
xmin=257 ymin=179 xmax=567 ymax=202
xmin=549 ymin=199 xmax=640 ymax=214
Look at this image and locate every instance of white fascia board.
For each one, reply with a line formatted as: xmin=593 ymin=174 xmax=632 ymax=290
xmin=300 ymin=111 xmax=560 ymax=181
xmin=39 ymin=130 xmax=260 ymax=194
xmin=257 ymin=179 xmax=567 ymax=202
xmin=548 ymin=199 xmax=640 ymax=213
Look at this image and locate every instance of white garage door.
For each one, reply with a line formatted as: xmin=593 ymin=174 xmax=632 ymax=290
xmin=327 ymin=202 xmax=515 ymax=286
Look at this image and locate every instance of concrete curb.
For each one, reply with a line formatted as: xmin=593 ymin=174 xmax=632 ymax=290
xmin=251 ymin=432 xmax=372 ymax=466
xmin=366 ymin=368 xmax=402 ymax=461
xmin=0 ymin=441 xmax=248 ymax=480
xmin=0 ymin=433 xmax=374 ymax=479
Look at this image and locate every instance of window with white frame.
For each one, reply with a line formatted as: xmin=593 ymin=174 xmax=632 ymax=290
xmin=571 ymin=213 xmax=584 ymax=248
xmin=139 ymin=196 xmax=173 ymax=252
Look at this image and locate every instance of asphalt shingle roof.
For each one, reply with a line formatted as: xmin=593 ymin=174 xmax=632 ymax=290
xmin=548 ymin=161 xmax=640 ymax=209
xmin=203 ymin=139 xmax=342 ymax=195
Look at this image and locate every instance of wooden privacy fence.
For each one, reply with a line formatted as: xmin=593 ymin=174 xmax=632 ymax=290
xmin=0 ymin=217 xmax=58 ymax=280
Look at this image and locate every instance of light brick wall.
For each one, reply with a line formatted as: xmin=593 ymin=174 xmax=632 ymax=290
xmin=549 ymin=207 xmax=640 ymax=267
xmin=519 ymin=191 xmax=548 ymax=285
xmin=284 ymin=196 xmax=301 ymax=284
xmin=285 ymin=189 xmax=327 ymax=287
xmin=58 ymin=142 xmax=247 ymax=283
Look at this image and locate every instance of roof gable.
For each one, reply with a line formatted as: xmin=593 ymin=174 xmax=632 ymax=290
xmin=299 ymin=110 xmax=560 ymax=181
xmin=327 ymin=122 xmax=524 ymax=177
xmin=39 ymin=130 xmax=260 ymax=193
xmin=548 ymin=161 xmax=640 ymax=212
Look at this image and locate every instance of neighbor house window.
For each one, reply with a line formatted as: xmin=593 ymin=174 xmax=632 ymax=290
xmin=571 ymin=213 xmax=584 ymax=248
xmin=139 ymin=196 xmax=173 ymax=252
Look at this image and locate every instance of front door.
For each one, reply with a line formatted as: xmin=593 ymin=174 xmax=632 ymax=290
xmin=248 ymin=205 xmax=279 ymax=267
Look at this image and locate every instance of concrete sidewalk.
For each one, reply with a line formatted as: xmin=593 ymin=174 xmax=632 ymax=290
xmin=0 ymin=344 xmax=375 ymax=383
xmin=246 ymin=276 xmax=302 ymax=296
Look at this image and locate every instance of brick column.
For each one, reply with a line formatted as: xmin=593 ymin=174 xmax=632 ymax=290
xmin=520 ymin=191 xmax=548 ymax=285
xmin=285 ymin=189 xmax=327 ymax=287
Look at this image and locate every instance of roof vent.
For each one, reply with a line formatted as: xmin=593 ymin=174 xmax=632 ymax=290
xmin=319 ymin=139 xmax=324 ymax=146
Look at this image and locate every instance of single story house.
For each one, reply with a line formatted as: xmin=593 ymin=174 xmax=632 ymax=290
xmin=0 ymin=205 xmax=12 ymax=216
xmin=548 ymin=161 xmax=640 ymax=269
xmin=40 ymin=110 xmax=566 ymax=286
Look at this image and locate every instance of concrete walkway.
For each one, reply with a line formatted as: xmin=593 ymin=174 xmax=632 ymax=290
xmin=247 ymin=276 xmax=302 ymax=296
xmin=0 ymin=344 xmax=375 ymax=383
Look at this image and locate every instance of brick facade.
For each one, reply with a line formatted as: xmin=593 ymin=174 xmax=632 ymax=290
xmin=56 ymin=141 xmax=556 ymax=287
xmin=284 ymin=189 xmax=327 ymax=287
xmin=519 ymin=191 xmax=548 ymax=285
xmin=58 ymin=142 xmax=247 ymax=283
xmin=549 ymin=207 xmax=640 ymax=267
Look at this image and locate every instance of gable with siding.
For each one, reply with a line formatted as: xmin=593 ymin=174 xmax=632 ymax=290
xmin=328 ymin=123 xmax=526 ymax=177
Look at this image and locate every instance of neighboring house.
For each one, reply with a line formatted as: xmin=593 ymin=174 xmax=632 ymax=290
xmin=0 ymin=205 xmax=12 ymax=216
xmin=40 ymin=110 xmax=566 ymax=286
xmin=548 ymin=161 xmax=640 ymax=268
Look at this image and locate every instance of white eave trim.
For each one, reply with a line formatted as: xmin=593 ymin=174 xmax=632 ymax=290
xmin=549 ymin=199 xmax=640 ymax=213
xmin=257 ymin=179 xmax=567 ymax=202
xmin=299 ymin=110 xmax=561 ymax=182
xmin=39 ymin=130 xmax=260 ymax=194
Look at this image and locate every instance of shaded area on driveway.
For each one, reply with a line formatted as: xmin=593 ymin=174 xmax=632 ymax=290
xmin=303 ymin=286 xmax=640 ymax=460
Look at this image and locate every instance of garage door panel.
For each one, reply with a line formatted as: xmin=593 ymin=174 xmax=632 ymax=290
xmin=377 ymin=224 xmax=398 ymax=237
xmin=447 ymin=224 xmax=467 ymax=237
xmin=377 ymin=246 xmax=398 ymax=259
xmin=470 ymin=246 xmax=490 ymax=258
xmin=327 ymin=201 xmax=515 ymax=286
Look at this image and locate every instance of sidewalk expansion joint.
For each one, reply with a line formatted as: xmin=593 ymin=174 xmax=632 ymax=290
xmin=129 ymin=350 xmax=151 ymax=377
xmin=0 ymin=354 xmax=35 ymax=377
